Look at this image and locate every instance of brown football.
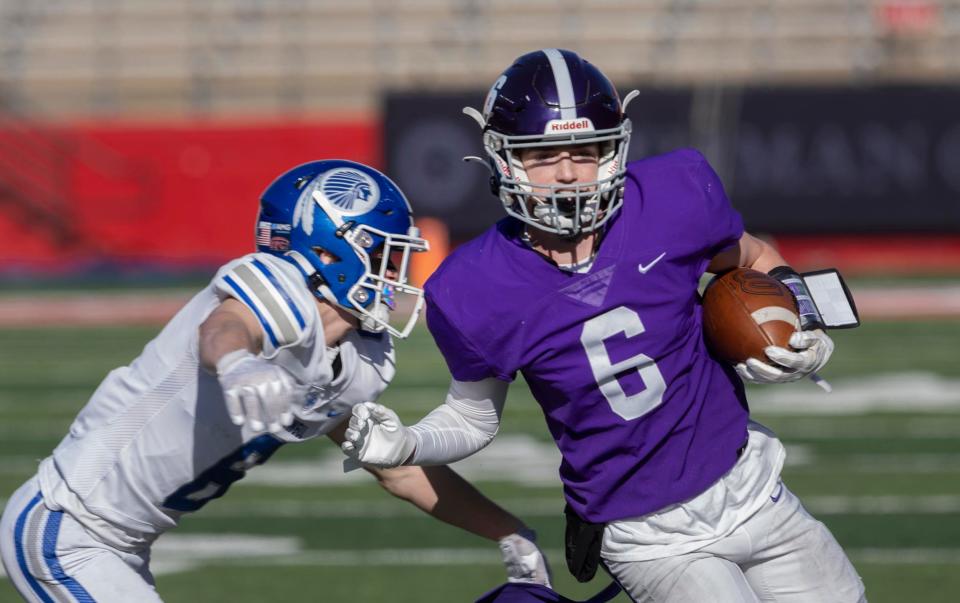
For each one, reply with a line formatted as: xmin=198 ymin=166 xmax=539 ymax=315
xmin=702 ymin=268 xmax=799 ymax=365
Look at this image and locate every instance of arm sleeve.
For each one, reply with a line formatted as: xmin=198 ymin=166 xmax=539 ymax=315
xmin=213 ymin=255 xmax=312 ymax=358
xmin=408 ymin=378 xmax=508 ymax=465
xmin=694 ymin=155 xmax=744 ymax=257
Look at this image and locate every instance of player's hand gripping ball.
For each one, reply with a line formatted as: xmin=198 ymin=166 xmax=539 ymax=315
xmin=702 ymin=268 xmax=799 ymax=367
xmin=702 ymin=268 xmax=835 ymax=385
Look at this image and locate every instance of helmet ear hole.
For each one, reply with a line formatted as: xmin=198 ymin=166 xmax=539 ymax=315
xmin=489 ymin=175 xmax=501 ymax=196
xmin=312 ymin=247 xmax=341 ymax=265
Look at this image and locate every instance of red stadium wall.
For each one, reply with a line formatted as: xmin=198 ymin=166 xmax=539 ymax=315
xmin=0 ymin=118 xmax=378 ymax=274
xmin=1 ymin=116 xmax=958 ymax=279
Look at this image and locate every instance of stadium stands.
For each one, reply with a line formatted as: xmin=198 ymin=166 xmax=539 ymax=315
xmin=0 ymin=0 xmax=957 ymax=116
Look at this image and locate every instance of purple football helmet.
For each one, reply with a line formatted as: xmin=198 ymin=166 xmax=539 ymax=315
xmin=464 ymin=49 xmax=637 ymax=237
xmin=475 ymin=581 xmax=621 ymax=603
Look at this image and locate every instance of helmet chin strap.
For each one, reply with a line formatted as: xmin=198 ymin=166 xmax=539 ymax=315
xmin=342 ymin=299 xmax=390 ymax=334
xmin=284 ymin=250 xmax=342 ymax=304
xmin=360 ymin=303 xmax=391 ymax=333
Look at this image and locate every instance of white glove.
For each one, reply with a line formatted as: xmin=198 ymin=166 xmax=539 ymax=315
xmin=735 ymin=329 xmax=834 ymax=385
xmin=216 ymin=349 xmax=303 ymax=433
xmin=340 ymin=402 xmax=417 ymax=468
xmin=499 ymin=528 xmax=552 ymax=588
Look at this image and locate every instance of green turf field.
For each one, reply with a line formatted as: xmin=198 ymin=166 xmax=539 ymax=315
xmin=1 ymin=320 xmax=959 ymax=601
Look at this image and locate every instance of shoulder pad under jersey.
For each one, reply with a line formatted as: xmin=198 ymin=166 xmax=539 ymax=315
xmin=214 ymin=254 xmax=313 ymax=356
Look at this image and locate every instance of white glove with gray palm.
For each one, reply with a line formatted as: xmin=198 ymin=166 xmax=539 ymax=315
xmin=499 ymin=528 xmax=552 ymax=588
xmin=216 ymin=349 xmax=304 ymax=433
xmin=735 ymin=329 xmax=834 ymax=385
xmin=341 ymin=402 xmax=417 ymax=468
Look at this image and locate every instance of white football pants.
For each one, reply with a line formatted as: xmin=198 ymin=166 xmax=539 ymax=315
xmin=603 ymin=482 xmax=866 ymax=603
xmin=1 ymin=477 xmax=163 ymax=602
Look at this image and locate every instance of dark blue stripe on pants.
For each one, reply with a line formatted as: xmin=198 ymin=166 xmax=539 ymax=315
xmin=41 ymin=509 xmax=96 ymax=602
xmin=14 ymin=492 xmax=54 ymax=603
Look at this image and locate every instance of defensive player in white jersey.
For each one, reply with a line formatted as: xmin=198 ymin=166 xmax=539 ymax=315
xmin=0 ymin=160 xmax=550 ymax=602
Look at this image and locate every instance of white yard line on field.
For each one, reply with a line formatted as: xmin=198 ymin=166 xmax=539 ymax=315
xmin=149 ymin=534 xmax=302 ymax=575
xmin=238 ymin=432 xmax=958 ymax=491
xmin=219 ymin=547 xmax=960 ymax=568
xmin=201 ymin=493 xmax=960 ymax=521
xmin=769 ymin=417 xmax=960 ymax=439
xmin=242 ymin=433 xmax=565 ymax=487
xmin=805 ymin=494 xmax=960 ymax=514
xmin=5 ymin=537 xmax=960 ymax=581
xmin=749 ymin=372 xmax=960 ymax=415
xmin=845 ymin=453 xmax=960 ymax=472
xmin=850 ymin=548 xmax=960 ymax=565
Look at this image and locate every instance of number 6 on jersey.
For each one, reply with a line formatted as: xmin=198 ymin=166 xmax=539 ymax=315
xmin=580 ymin=306 xmax=666 ymax=420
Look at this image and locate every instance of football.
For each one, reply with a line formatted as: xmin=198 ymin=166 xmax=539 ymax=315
xmin=702 ymin=268 xmax=800 ymax=365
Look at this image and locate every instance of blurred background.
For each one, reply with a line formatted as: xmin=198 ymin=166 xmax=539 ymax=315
xmin=1 ymin=0 xmax=959 ymax=601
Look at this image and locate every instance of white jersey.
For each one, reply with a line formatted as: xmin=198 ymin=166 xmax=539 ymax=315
xmin=37 ymin=253 xmax=395 ymax=552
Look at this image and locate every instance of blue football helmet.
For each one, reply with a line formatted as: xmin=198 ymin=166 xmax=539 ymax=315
xmin=464 ymin=49 xmax=637 ymax=237
xmin=256 ymin=160 xmax=429 ymax=338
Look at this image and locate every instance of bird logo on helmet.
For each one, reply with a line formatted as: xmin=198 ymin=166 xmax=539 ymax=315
xmin=256 ymin=160 xmax=429 ymax=339
xmin=463 ymin=49 xmax=639 ymax=238
xmin=320 ymin=168 xmax=380 ymax=215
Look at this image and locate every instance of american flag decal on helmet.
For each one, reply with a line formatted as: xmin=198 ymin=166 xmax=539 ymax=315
xmin=256 ymin=222 xmax=272 ymax=247
xmin=257 ymin=221 xmax=291 ymax=251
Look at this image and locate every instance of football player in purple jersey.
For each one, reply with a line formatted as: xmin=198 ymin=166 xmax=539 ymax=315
xmin=343 ymin=51 xmax=865 ymax=602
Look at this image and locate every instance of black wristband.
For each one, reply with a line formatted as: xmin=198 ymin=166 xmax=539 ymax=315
xmin=768 ymin=266 xmax=825 ymax=330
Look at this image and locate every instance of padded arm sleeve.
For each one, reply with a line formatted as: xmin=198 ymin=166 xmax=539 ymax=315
xmin=408 ymin=378 xmax=508 ymax=465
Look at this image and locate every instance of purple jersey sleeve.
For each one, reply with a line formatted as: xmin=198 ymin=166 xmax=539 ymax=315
xmin=424 ymin=295 xmax=497 ymax=382
xmin=423 ymin=223 xmax=526 ymax=384
xmin=691 ymin=152 xmax=744 ymax=258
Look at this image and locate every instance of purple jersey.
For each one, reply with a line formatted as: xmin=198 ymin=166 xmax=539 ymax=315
xmin=425 ymin=149 xmax=749 ymax=523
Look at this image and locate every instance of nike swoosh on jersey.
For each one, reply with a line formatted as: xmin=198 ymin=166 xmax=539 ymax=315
xmin=638 ymin=252 xmax=666 ymax=274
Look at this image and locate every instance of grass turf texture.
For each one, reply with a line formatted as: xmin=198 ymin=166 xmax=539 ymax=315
xmin=0 ymin=320 xmax=959 ymax=601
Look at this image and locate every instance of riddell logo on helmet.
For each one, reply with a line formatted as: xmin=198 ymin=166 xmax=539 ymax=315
xmin=544 ymin=118 xmax=595 ymax=133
